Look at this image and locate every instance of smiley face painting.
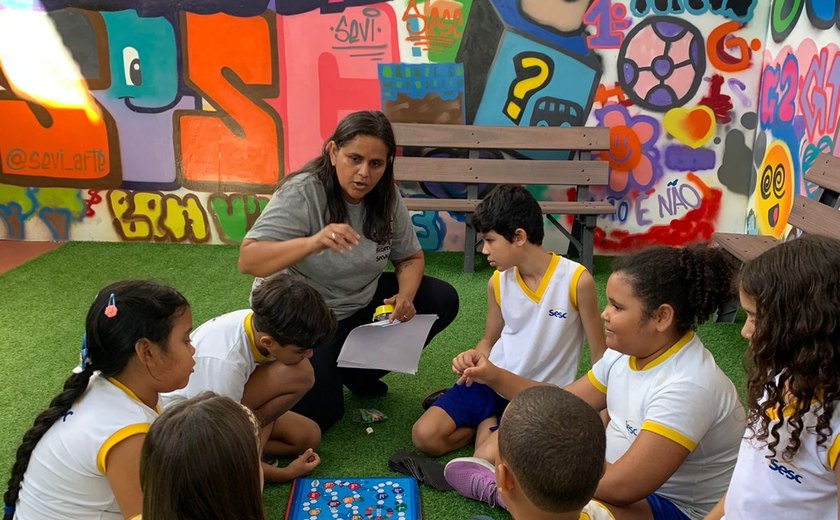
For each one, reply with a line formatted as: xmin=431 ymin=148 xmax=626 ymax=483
xmin=755 ymin=141 xmax=793 ymax=238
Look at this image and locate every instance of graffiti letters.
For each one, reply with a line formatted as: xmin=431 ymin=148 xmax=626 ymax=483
xmin=760 ymin=54 xmax=798 ymax=127
xmin=208 ymin=193 xmax=269 ymax=244
xmin=771 ymin=0 xmax=840 ymax=43
xmin=706 ymin=21 xmax=761 ymax=73
xmin=108 ymin=190 xmax=210 ymax=242
xmin=583 ymin=0 xmax=631 ymax=49
xmin=799 ymin=47 xmax=840 ymax=143
xmin=632 ymin=0 xmax=757 ymax=22
xmin=175 ymin=12 xmax=282 ymax=192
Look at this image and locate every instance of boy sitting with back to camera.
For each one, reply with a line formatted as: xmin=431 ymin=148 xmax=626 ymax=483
xmin=469 ymin=386 xmax=613 ymax=520
xmin=411 ymin=185 xmax=605 ymax=462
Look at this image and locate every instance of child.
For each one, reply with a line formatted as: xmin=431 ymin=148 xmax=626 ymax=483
xmin=160 ymin=272 xmax=336 ymax=482
xmin=412 ymin=184 xmax=605 ymax=458
xmin=447 ymin=245 xmax=745 ymax=520
xmin=705 ymin=235 xmax=840 ymax=520
xmin=492 ymin=385 xmax=613 ymax=519
xmin=139 ymin=392 xmax=265 ymax=520
xmin=4 ymin=281 xmax=193 ymax=520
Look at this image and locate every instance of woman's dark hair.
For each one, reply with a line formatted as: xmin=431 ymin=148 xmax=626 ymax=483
xmin=3 ymin=280 xmax=188 ymax=519
xmin=140 ymin=393 xmax=265 ymax=520
xmin=611 ymin=245 xmax=738 ymax=335
xmin=740 ymin=235 xmax=840 ymax=461
xmin=280 ymin=110 xmax=397 ymax=244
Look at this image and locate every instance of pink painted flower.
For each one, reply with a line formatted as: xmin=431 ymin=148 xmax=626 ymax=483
xmin=595 ymin=104 xmax=662 ymax=195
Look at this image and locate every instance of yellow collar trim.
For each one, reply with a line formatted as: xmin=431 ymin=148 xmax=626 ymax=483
xmin=515 ymin=253 xmax=560 ymax=305
xmin=106 ymin=377 xmax=161 ymax=414
xmin=629 ymin=331 xmax=694 ymax=371
xmin=244 ymin=312 xmax=272 ymax=364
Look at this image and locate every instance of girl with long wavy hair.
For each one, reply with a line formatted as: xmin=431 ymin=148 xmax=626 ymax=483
xmin=707 ymin=235 xmax=840 ymax=519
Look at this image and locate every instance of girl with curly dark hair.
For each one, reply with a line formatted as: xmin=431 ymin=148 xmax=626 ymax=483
xmin=708 ymin=235 xmax=840 ymax=520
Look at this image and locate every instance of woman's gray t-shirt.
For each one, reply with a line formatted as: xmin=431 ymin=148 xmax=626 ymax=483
xmin=244 ymin=172 xmax=421 ymax=320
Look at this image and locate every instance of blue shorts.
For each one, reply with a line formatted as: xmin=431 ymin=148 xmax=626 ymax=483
xmin=432 ymin=382 xmax=509 ymax=430
xmin=646 ymin=494 xmax=690 ymax=520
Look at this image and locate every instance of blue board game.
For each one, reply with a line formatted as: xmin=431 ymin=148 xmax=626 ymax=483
xmin=285 ymin=477 xmax=421 ymax=520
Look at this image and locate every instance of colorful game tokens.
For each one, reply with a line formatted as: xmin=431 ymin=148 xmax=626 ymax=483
xmin=285 ymin=477 xmax=420 ymax=520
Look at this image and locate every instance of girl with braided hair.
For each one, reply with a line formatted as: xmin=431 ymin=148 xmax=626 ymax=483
xmin=4 ymin=280 xmax=194 ymax=520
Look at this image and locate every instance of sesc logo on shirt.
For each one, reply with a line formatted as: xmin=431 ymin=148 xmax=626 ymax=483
xmin=548 ymin=308 xmax=568 ymax=319
xmin=768 ymin=458 xmax=804 ymax=484
xmin=375 ymin=242 xmax=391 ymax=262
xmin=625 ymin=420 xmax=640 ymax=437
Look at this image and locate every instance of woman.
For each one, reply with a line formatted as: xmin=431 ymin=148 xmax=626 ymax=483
xmin=238 ymin=110 xmax=459 ymax=430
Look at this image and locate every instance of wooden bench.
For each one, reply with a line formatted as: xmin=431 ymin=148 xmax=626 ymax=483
xmin=712 ymin=152 xmax=840 ymax=323
xmin=713 ymin=152 xmax=840 ymax=262
xmin=391 ymin=123 xmax=614 ymax=273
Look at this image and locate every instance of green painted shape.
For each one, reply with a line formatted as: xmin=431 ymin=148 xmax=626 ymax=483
xmin=413 ymin=0 xmax=474 ymax=63
xmin=209 ymin=194 xmax=269 ymax=243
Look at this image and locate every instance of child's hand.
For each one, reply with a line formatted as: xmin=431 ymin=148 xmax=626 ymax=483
xmin=452 ymin=349 xmax=483 ymax=379
xmin=460 ymin=355 xmax=497 ymax=387
xmin=285 ymin=448 xmax=321 ymax=478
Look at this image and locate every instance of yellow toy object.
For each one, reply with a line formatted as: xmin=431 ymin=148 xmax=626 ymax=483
xmin=755 ymin=140 xmax=794 ymax=238
xmin=372 ymin=304 xmax=394 ymax=322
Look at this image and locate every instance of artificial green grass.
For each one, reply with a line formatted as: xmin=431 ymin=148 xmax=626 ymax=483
xmin=0 ymin=243 xmax=748 ymax=519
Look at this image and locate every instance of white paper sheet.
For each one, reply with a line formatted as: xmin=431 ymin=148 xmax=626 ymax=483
xmin=336 ymin=314 xmax=439 ymax=375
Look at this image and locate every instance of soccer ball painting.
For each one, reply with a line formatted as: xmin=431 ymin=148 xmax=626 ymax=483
xmin=617 ymin=16 xmax=706 ymax=112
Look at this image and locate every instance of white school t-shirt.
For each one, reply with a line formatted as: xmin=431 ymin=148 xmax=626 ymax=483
xmin=160 ymin=309 xmax=270 ymax=407
xmin=722 ymin=398 xmax=840 ymax=519
xmin=488 ymin=253 xmax=587 ymax=386
xmin=588 ymin=332 xmax=745 ymax=520
xmin=581 ymin=499 xmax=616 ymax=519
xmin=244 ymin=172 xmax=421 ymax=320
xmin=15 ymin=375 xmax=159 ymax=520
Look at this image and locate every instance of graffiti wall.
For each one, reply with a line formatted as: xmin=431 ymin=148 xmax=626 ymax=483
xmin=746 ymin=0 xmax=840 ymax=239
xmin=0 ymin=1 xmax=795 ymax=253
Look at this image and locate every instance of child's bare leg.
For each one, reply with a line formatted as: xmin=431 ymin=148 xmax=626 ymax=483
xmin=264 ymin=411 xmax=321 ymax=456
xmin=258 ymin=415 xmax=321 ymax=483
xmin=598 ymin=499 xmax=655 ymax=520
xmin=411 ymin=407 xmax=475 ymax=456
xmin=242 ymin=358 xmax=314 ymax=425
xmin=472 ymin=423 xmax=499 ymax=463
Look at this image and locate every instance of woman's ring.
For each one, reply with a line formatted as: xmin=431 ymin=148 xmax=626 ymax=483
xmin=330 ymin=232 xmax=337 ymax=241
xmin=402 ymin=314 xmax=408 ymax=319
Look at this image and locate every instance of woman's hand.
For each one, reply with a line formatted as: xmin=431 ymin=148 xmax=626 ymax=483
xmin=383 ymin=293 xmax=415 ymax=323
xmin=313 ymin=224 xmax=360 ymax=254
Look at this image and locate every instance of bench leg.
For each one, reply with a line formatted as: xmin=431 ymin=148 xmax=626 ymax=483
xmin=715 ymin=299 xmax=739 ymax=324
xmin=581 ymin=215 xmax=595 ymax=274
xmin=463 ymin=222 xmax=476 ymax=273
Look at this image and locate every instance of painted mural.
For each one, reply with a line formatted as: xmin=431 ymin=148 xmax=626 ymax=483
xmin=746 ymin=0 xmax=840 ymax=239
xmin=0 ymin=0 xmax=818 ymax=253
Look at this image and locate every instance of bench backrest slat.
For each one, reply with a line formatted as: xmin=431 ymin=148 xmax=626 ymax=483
xmin=789 ymin=194 xmax=840 ymax=236
xmin=392 ymin=123 xmax=610 ymax=151
xmin=804 ymin=153 xmax=840 ymax=194
xmin=394 ymin=157 xmax=608 ymax=185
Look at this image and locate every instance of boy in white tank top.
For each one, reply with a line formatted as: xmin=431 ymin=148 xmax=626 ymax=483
xmin=411 ymin=185 xmax=605 ymax=464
